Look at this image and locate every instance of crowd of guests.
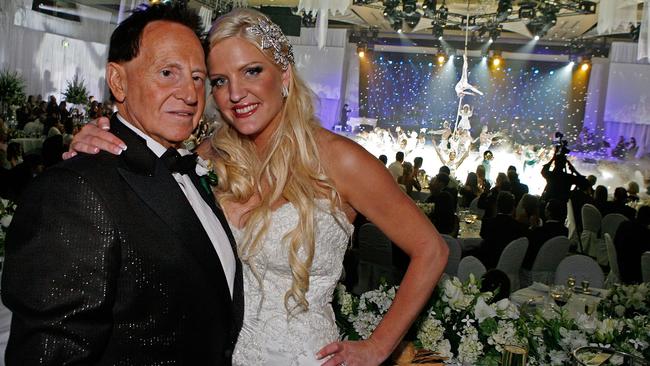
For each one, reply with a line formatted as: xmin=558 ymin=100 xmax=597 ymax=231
xmin=380 ymin=147 xmax=650 ymax=286
xmin=0 ymin=94 xmax=112 ymax=201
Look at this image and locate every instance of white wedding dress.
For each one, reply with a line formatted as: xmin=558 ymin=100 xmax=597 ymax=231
xmin=230 ymin=200 xmax=354 ymax=366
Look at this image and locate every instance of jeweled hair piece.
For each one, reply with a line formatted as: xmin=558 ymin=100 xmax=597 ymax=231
xmin=247 ymin=18 xmax=295 ymax=70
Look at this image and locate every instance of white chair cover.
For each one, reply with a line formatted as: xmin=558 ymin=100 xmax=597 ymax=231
xmin=601 ymin=213 xmax=628 ymax=242
xmin=469 ymin=197 xmax=484 ymax=218
xmin=566 ymin=199 xmax=579 ymax=246
xmin=554 ymin=254 xmax=605 ymax=288
xmin=457 ymin=256 xmax=486 ymax=283
xmin=353 ymin=223 xmax=395 ymax=294
xmin=441 ymin=234 xmax=462 ymax=276
xmin=581 ymin=204 xmax=602 ymax=256
xmin=642 ymin=252 xmax=650 ymax=283
xmin=604 ymin=233 xmax=620 ymax=287
xmin=521 ymin=236 xmax=571 ymax=287
xmin=581 ymin=204 xmax=602 ymax=232
xmin=496 ymin=237 xmax=529 ymax=291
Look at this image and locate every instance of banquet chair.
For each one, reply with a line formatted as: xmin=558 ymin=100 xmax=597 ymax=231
xmin=566 ymin=199 xmax=580 ymax=250
xmin=441 ymin=234 xmax=462 ymax=276
xmin=496 ymin=237 xmax=529 ymax=291
xmin=580 ymin=204 xmax=601 ymax=257
xmin=604 ymin=233 xmax=620 ymax=287
xmin=555 ymin=254 xmax=605 ymax=288
xmin=642 ymin=252 xmax=650 ymax=283
xmin=353 ymin=223 xmax=396 ymax=295
xmin=469 ymin=197 xmax=484 ymax=218
xmin=457 ymin=256 xmax=486 ymax=283
xmin=601 ymin=213 xmax=628 ymax=243
xmin=520 ymin=236 xmax=571 ymax=287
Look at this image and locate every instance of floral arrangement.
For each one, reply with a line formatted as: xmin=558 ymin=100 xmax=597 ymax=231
xmin=0 ymin=69 xmax=26 ymax=119
xmin=0 ymin=199 xmax=16 ymax=257
xmin=334 ymin=277 xmax=650 ymax=365
xmin=63 ymin=74 xmax=89 ymax=105
xmin=598 ymin=283 xmax=649 ymax=318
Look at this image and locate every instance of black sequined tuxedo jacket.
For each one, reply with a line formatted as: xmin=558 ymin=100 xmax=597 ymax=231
xmin=2 ymin=114 xmax=243 ymax=365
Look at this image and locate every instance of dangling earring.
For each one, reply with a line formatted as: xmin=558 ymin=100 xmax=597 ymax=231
xmin=281 ymin=85 xmax=289 ymax=98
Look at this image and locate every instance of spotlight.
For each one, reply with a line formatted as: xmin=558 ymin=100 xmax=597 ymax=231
xmin=496 ymin=0 xmax=512 ymax=22
xmin=518 ymin=1 xmax=536 ymax=19
xmin=402 ymin=0 xmax=416 ymax=14
xmin=580 ymin=62 xmax=590 ymax=71
xmin=432 ymin=21 xmax=444 ymax=39
xmin=578 ymin=1 xmax=596 ymax=13
xmin=404 ymin=11 xmax=422 ymax=28
xmin=489 ymin=27 xmax=501 ymax=42
xmin=534 ymin=35 xmax=540 ymax=41
xmin=422 ymin=0 xmax=436 ymax=9
xmin=436 ymin=52 xmax=446 ymax=64
xmin=438 ymin=4 xmax=448 ymax=21
xmin=493 ymin=57 xmax=501 ymax=66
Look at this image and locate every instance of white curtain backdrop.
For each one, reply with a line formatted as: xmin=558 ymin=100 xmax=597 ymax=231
xmin=597 ymin=0 xmax=638 ymax=35
xmin=0 ymin=0 xmax=112 ymax=102
xmin=288 ymin=28 xmax=357 ymax=129
xmin=586 ymin=42 xmax=650 ymax=157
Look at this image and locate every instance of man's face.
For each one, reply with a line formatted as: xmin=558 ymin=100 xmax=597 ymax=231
xmin=110 ymin=21 xmax=206 ymax=148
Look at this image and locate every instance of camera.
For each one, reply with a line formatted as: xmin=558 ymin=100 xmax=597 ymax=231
xmin=553 ymin=131 xmax=570 ymax=157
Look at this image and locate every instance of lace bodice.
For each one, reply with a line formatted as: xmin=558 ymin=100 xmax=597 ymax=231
xmin=230 ymin=200 xmax=353 ymax=366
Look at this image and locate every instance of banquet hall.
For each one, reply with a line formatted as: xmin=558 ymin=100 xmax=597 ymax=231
xmin=1 ymin=0 xmax=650 ymax=365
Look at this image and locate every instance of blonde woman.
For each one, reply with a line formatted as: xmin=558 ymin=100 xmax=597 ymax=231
xmin=66 ymin=9 xmax=448 ymax=366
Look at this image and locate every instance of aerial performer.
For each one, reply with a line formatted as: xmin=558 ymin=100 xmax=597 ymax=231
xmin=454 ymin=54 xmax=484 ymax=98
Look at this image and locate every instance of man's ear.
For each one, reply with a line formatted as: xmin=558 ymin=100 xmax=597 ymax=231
xmin=106 ymin=62 xmax=127 ymax=103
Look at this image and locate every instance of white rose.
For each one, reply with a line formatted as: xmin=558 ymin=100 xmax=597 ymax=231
xmin=474 ymin=297 xmax=496 ymax=323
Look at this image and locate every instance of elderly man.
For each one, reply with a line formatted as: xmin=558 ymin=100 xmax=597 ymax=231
xmin=2 ymin=4 xmax=242 ymax=364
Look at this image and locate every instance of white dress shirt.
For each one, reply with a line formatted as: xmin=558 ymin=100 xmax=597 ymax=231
xmin=117 ymin=114 xmax=236 ymax=297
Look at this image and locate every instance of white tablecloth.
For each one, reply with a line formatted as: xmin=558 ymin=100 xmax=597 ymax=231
xmin=511 ymin=282 xmax=607 ymax=318
xmin=9 ymin=138 xmax=44 ymax=154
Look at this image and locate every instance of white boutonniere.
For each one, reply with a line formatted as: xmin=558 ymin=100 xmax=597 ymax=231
xmin=195 ymin=156 xmax=211 ymax=177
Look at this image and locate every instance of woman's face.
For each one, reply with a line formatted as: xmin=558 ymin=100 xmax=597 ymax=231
xmin=208 ymin=37 xmax=290 ymax=147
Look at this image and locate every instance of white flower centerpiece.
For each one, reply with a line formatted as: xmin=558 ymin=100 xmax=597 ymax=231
xmin=334 ymin=277 xmax=650 ymax=365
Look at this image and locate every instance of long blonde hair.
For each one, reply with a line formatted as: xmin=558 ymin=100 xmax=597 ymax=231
xmin=207 ymin=9 xmax=338 ymax=314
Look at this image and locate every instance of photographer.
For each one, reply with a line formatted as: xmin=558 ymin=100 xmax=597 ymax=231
xmin=541 ymin=132 xmax=581 ymax=204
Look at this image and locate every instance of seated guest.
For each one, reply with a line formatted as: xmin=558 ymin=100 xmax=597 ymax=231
xmin=398 ymin=162 xmax=421 ymax=195
xmin=515 ymin=193 xmax=541 ymax=229
xmin=627 ymin=181 xmax=640 ymax=202
xmin=438 ymin=166 xmax=459 ymax=209
xmin=6 ymin=154 xmax=44 ymax=202
xmin=604 ymin=187 xmax=636 ymax=220
xmin=426 ymin=173 xmax=450 ymax=204
xmin=5 ymin=142 xmax=23 ymax=169
xmin=378 ymin=154 xmax=388 ymax=166
xmin=478 ymin=172 xmax=511 ymax=219
xmin=388 ymin=151 xmax=404 ymax=181
xmin=428 ymin=191 xmax=459 ymax=238
xmin=593 ymin=185 xmax=608 ymax=214
xmin=473 ymin=191 xmax=528 ymax=269
xmin=523 ymin=199 xmax=568 ymax=270
xmin=507 ymin=167 xmax=529 ymax=206
xmin=615 ymin=205 xmax=650 ymax=284
xmin=569 ymin=175 xmax=595 ymax=233
xmin=476 ymin=164 xmax=491 ymax=193
xmin=460 ymin=172 xmax=480 ymax=208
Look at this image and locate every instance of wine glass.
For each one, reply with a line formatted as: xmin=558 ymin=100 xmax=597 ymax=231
xmin=550 ymin=285 xmax=571 ymax=307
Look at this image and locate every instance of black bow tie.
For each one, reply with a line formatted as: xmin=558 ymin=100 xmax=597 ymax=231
xmin=161 ymin=148 xmax=197 ymax=175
